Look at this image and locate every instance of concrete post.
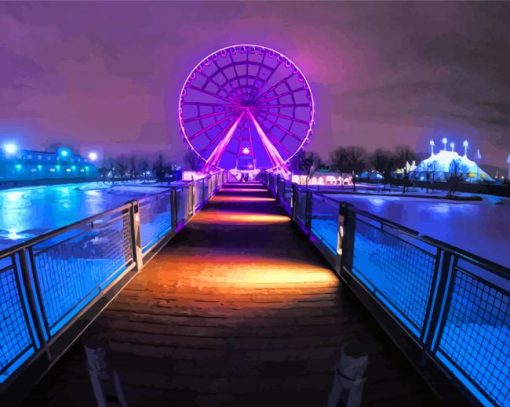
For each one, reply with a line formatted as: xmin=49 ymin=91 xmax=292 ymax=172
xmin=327 ymin=343 xmax=368 ymax=407
xmin=83 ymin=339 xmax=127 ymax=407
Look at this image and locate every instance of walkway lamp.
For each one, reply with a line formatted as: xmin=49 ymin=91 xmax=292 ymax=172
xmin=429 ymin=140 xmax=435 ymax=156
xmin=450 ymin=142 xmax=455 ymax=152
xmin=463 ymin=140 xmax=468 ymax=156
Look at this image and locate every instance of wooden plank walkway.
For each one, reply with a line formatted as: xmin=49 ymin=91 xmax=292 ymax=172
xmin=24 ymin=183 xmax=439 ymax=406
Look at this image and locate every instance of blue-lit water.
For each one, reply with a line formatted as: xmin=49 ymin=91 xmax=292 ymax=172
xmin=0 ymin=183 xmax=168 ymax=250
xmin=324 ymin=194 xmax=510 ymax=269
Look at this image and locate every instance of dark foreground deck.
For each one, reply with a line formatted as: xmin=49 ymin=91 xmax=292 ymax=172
xmin=23 ymin=183 xmax=438 ymax=406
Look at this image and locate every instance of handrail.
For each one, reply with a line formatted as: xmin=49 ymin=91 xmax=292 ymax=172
xmin=0 ymin=172 xmax=224 ymax=398
xmin=264 ymin=172 xmax=510 ymax=406
xmin=0 ymin=202 xmax=134 ymax=259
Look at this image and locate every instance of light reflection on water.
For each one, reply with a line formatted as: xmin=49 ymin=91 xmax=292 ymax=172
xmin=327 ymin=193 xmax=510 ymax=268
xmin=0 ymin=183 xmax=164 ymax=250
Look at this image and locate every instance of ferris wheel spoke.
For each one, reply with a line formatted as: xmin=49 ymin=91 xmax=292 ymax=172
xmin=188 ymin=115 xmax=237 ymax=141
xmin=256 ymin=103 xmax=311 ymax=109
xmin=252 ymin=61 xmax=282 ymax=101
xmin=246 ymin=109 xmax=287 ymax=169
xmin=203 ymin=112 xmax=245 ymax=171
xmin=254 ymin=73 xmax=294 ymax=103
xmin=256 ymin=112 xmax=303 ymax=143
xmin=183 ymin=110 xmax=236 ymax=124
xmin=182 ymin=101 xmax=238 ymax=108
xmin=258 ymin=110 xmax=309 ymax=125
xmin=251 ymin=113 xmax=292 ymax=157
xmin=189 ymin=85 xmax=239 ymax=105
xmin=257 ymin=87 xmax=305 ymax=104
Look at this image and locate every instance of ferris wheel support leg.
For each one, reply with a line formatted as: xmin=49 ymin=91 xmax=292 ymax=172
xmin=203 ymin=112 xmax=245 ymax=173
xmin=246 ymin=110 xmax=289 ymax=174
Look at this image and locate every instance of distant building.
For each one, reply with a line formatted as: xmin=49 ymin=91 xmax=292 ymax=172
xmin=412 ymin=140 xmax=493 ymax=182
xmin=0 ymin=146 xmax=98 ymax=182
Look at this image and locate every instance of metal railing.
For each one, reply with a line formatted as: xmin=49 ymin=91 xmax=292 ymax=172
xmin=0 ymin=171 xmax=223 ymax=398
xmin=264 ymin=172 xmax=510 ymax=406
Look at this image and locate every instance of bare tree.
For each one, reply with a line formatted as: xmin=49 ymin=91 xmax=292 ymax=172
xmin=447 ymin=159 xmax=468 ymax=197
xmin=115 ymin=157 xmax=129 ymax=179
xmin=331 ymin=146 xmax=366 ymax=174
xmin=153 ymin=153 xmax=166 ymax=182
xmin=289 ymin=150 xmax=324 ymax=173
xmin=128 ymin=156 xmax=138 ymax=179
xmin=393 ymin=145 xmax=417 ymax=169
xmin=369 ymin=149 xmax=393 ymax=174
xmin=140 ymin=159 xmax=151 ymax=182
xmin=184 ymin=150 xmax=203 ymax=171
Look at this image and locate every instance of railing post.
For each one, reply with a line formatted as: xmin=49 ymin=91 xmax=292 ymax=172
xmin=129 ymin=202 xmax=143 ymax=271
xmin=18 ymin=248 xmax=49 ymax=354
xmin=170 ymin=189 xmax=177 ymax=229
xmin=291 ymin=184 xmax=298 ymax=221
xmin=305 ymin=190 xmax=312 ymax=233
xmin=422 ymin=250 xmax=455 ymax=356
xmin=340 ymin=204 xmax=355 ymax=275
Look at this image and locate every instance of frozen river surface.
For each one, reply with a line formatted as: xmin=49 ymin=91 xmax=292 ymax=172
xmin=0 ymin=183 xmax=168 ymax=250
xmin=326 ymin=193 xmax=510 ymax=269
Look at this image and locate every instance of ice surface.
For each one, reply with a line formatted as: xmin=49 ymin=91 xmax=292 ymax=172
xmin=0 ymin=182 xmax=168 ymax=250
xmin=325 ymin=193 xmax=510 ymax=269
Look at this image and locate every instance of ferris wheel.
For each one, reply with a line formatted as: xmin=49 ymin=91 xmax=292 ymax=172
xmin=178 ymin=44 xmax=315 ymax=172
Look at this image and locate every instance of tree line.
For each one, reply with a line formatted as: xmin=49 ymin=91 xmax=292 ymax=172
xmin=98 ymin=150 xmax=202 ymax=182
xmin=290 ymin=145 xmax=421 ymax=175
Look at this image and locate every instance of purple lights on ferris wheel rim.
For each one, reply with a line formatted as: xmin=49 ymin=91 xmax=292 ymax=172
xmin=178 ymin=44 xmax=315 ymax=171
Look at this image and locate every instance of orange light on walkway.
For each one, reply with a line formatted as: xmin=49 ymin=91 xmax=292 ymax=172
xmin=221 ymin=188 xmax=267 ymax=193
xmin=147 ymin=253 xmax=338 ymax=294
xmin=212 ymin=196 xmax=275 ymax=203
xmin=193 ymin=211 xmax=290 ymax=225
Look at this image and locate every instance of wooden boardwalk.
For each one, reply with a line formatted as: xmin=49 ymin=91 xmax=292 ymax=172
xmin=24 ymin=183 xmax=439 ymax=406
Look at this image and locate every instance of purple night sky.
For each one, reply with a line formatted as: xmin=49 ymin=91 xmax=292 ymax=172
xmin=1 ymin=2 xmax=509 ymax=168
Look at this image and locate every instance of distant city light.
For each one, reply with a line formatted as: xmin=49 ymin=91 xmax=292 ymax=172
xmin=37 ymin=165 xmax=42 ymax=170
xmin=88 ymin=152 xmax=98 ymax=161
xmin=3 ymin=143 xmax=18 ymax=155
xmin=7 ymin=229 xmax=20 ymax=240
xmin=71 ymin=165 xmax=76 ymax=171
xmin=15 ymin=164 xmax=22 ymax=170
xmin=59 ymin=148 xmax=70 ymax=157
xmin=242 ymin=147 xmax=250 ymax=155
xmin=56 ymin=165 xmax=61 ymax=171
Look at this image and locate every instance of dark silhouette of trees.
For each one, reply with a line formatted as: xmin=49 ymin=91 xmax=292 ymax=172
xmin=289 ymin=150 xmax=324 ymax=174
xmin=393 ymin=145 xmax=418 ymax=169
xmin=128 ymin=156 xmax=138 ymax=179
xmin=140 ymin=159 xmax=151 ymax=182
xmin=153 ymin=153 xmax=167 ymax=182
xmin=184 ymin=150 xmax=203 ymax=171
xmin=446 ymin=159 xmax=468 ymax=196
xmin=330 ymin=146 xmax=366 ymax=174
xmin=369 ymin=149 xmax=393 ymax=173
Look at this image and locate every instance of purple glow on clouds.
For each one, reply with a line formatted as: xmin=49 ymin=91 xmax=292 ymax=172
xmin=0 ymin=2 xmax=510 ymax=168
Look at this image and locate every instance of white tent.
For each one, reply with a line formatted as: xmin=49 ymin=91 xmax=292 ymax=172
xmin=413 ymin=149 xmax=493 ymax=182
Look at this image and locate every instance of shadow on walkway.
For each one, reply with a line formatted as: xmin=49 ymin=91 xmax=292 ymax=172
xmin=23 ymin=183 xmax=439 ymax=407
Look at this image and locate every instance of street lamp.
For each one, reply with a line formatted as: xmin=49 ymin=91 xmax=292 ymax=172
xmin=463 ymin=140 xmax=468 ymax=156
xmin=450 ymin=142 xmax=455 ymax=152
xmin=3 ymin=143 xmax=18 ymax=156
xmin=429 ymin=140 xmax=435 ymax=156
xmin=442 ymin=137 xmax=448 ymax=151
